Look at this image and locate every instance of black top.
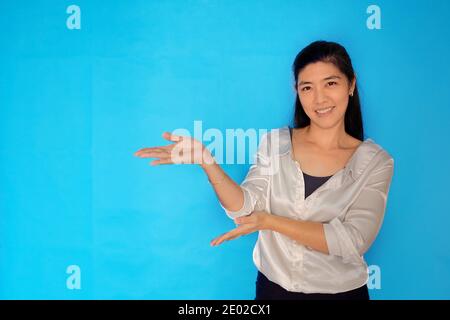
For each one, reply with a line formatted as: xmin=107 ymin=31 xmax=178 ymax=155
xmin=302 ymin=171 xmax=332 ymax=199
xmin=289 ymin=126 xmax=333 ymax=199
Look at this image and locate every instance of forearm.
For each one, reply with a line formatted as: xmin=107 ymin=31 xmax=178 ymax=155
xmin=266 ymin=214 xmax=329 ymax=255
xmin=200 ymin=159 xmax=244 ymax=212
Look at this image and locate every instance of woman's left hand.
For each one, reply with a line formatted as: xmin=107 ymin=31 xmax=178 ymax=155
xmin=210 ymin=211 xmax=271 ymax=247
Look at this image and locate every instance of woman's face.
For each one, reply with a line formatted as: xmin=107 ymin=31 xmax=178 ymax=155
xmin=296 ymin=61 xmax=355 ymax=129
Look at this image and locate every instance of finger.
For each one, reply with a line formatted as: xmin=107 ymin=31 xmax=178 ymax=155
xmin=136 ymin=149 xmax=169 ymax=158
xmin=234 ymin=215 xmax=251 ymax=225
xmin=210 ymin=222 xmax=254 ymax=246
xmin=162 ymin=131 xmax=183 ymax=142
xmin=149 ymin=158 xmax=174 ymax=166
xmin=213 ymin=234 xmax=239 ymax=246
xmin=210 ymin=237 xmax=220 ymax=246
xmin=210 ymin=233 xmax=229 ymax=246
xmin=211 ymin=229 xmax=240 ymax=246
xmin=135 ymin=146 xmax=172 ymax=156
xmin=225 ymin=234 xmax=241 ymax=241
xmin=234 ymin=217 xmax=243 ymax=224
xmin=222 ymin=225 xmax=253 ymax=243
xmin=211 ymin=235 xmax=227 ymax=246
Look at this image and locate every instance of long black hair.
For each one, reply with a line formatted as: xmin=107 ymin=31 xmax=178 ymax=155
xmin=292 ymin=40 xmax=364 ymax=141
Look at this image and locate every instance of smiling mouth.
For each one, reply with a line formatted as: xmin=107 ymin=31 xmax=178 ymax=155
xmin=315 ymin=106 xmax=335 ymax=115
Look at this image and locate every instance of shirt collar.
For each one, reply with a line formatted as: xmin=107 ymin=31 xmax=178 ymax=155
xmin=274 ymin=126 xmax=381 ymax=181
xmin=344 ymin=138 xmax=380 ymax=181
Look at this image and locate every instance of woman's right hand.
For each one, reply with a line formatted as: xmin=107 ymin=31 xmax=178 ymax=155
xmin=134 ymin=131 xmax=215 ymax=166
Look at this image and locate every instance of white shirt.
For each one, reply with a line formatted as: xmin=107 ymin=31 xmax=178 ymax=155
xmin=220 ymin=125 xmax=394 ymax=294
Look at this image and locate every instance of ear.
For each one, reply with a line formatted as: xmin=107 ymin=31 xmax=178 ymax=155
xmin=350 ymin=76 xmax=357 ymax=93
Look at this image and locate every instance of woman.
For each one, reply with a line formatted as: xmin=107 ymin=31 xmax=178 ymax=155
xmin=134 ymin=40 xmax=394 ymax=300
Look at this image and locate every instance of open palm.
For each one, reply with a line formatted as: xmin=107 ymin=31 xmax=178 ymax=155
xmin=134 ymin=131 xmax=213 ymax=165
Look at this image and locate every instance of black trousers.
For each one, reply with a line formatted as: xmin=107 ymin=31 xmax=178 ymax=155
xmin=255 ymin=271 xmax=370 ymax=300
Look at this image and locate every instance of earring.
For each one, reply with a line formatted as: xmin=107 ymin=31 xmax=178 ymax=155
xmin=350 ymin=92 xmax=354 ymax=97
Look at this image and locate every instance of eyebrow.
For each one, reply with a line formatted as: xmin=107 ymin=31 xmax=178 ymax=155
xmin=299 ymin=75 xmax=342 ymax=85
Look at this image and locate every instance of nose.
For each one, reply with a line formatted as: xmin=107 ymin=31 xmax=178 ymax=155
xmin=313 ymin=87 xmax=328 ymax=105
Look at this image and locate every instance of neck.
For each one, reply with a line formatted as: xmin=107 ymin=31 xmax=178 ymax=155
xmin=304 ymin=121 xmax=348 ymax=150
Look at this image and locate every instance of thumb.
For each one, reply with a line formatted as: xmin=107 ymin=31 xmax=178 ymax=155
xmin=234 ymin=216 xmax=247 ymax=224
xmin=162 ymin=131 xmax=182 ymax=142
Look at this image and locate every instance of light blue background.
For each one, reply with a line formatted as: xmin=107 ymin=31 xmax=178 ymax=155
xmin=1 ymin=0 xmax=449 ymax=299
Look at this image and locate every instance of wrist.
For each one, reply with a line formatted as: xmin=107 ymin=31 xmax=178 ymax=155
xmin=263 ymin=213 xmax=275 ymax=231
xmin=200 ymin=150 xmax=216 ymax=169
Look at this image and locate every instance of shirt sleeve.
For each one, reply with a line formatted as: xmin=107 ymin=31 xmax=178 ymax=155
xmin=219 ymin=131 xmax=272 ymax=220
xmin=323 ymin=156 xmax=394 ymax=264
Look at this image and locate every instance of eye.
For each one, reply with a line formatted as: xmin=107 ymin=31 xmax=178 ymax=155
xmin=300 ymin=86 xmax=311 ymax=92
xmin=327 ymin=81 xmax=337 ymax=86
